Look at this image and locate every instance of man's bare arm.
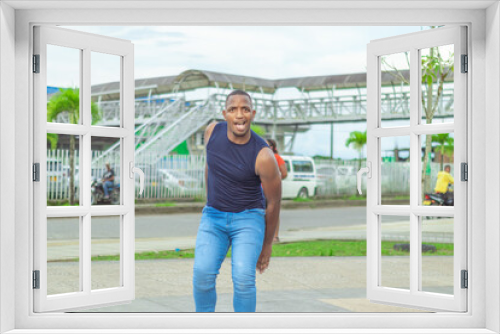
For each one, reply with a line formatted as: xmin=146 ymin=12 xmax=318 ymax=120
xmin=204 ymin=122 xmax=218 ymax=196
xmin=255 ymin=147 xmax=282 ymax=273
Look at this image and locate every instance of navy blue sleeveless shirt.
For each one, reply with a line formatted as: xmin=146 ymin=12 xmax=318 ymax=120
xmin=206 ymin=122 xmax=269 ymax=213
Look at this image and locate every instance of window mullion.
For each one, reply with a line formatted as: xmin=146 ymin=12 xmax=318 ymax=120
xmin=409 ymin=46 xmax=420 ymax=294
xmin=81 ymin=47 xmax=92 ymax=295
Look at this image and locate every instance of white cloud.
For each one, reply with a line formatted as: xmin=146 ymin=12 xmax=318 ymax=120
xmin=58 ymin=25 xmax=429 ymax=158
xmin=64 ymin=25 xmax=426 ymax=80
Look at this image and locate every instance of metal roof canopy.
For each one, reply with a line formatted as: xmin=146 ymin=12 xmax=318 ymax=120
xmin=91 ymin=68 xmax=453 ymax=101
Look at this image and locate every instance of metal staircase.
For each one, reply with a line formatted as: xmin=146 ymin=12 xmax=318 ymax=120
xmin=134 ymin=95 xmax=216 ymax=164
xmin=91 ymin=95 xmax=216 ymax=167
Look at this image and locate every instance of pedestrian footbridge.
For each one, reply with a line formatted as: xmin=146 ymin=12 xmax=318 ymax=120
xmin=83 ymin=69 xmax=454 ymax=163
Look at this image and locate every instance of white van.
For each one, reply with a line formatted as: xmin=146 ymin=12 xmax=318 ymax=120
xmin=280 ymin=155 xmax=317 ymax=199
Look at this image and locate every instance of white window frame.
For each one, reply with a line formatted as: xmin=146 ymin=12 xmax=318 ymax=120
xmin=1 ymin=2 xmax=498 ymax=333
xmin=33 ymin=25 xmax=136 ymax=313
xmin=366 ymin=26 xmax=468 ymax=312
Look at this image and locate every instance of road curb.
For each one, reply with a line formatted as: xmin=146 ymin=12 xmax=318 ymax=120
xmin=134 ymin=199 xmax=408 ymax=215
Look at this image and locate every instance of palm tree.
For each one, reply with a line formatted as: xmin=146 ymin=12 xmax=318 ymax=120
xmin=432 ymin=133 xmax=454 ymax=171
xmin=47 ymin=88 xmax=101 ymax=205
xmin=46 ymin=133 xmax=58 ymax=150
xmin=345 ymin=130 xmax=367 ymax=170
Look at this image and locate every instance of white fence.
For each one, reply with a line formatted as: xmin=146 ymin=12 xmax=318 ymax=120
xmin=314 ymin=159 xmax=451 ymax=197
xmin=46 ymin=150 xmax=450 ymax=201
xmin=46 ymin=150 xmax=205 ymax=201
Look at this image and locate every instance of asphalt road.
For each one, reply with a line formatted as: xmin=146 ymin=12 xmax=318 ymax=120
xmin=47 ymin=206 xmax=403 ymax=240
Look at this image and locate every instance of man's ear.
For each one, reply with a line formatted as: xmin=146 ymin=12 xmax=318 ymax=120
xmin=222 ymin=109 xmax=227 ymax=121
xmin=251 ymin=109 xmax=256 ymax=120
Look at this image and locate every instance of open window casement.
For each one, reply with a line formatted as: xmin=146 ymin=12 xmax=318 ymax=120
xmin=364 ymin=26 xmax=467 ymax=312
xmin=33 ymin=26 xmax=141 ymax=312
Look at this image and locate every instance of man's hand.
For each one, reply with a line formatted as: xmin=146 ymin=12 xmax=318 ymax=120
xmin=257 ymin=243 xmax=273 ymax=274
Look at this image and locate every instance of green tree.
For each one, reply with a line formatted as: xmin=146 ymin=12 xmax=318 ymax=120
xmin=382 ymin=27 xmax=454 ymax=195
xmin=421 ymin=46 xmax=454 ymax=194
xmin=46 ymin=133 xmax=58 ymax=150
xmin=47 ymin=88 xmax=101 ymax=205
xmin=345 ymin=130 xmax=367 ymax=170
xmin=251 ymin=124 xmax=266 ymax=137
xmin=432 ymin=133 xmax=454 ymax=171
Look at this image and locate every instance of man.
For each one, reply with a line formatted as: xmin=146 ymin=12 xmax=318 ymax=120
xmin=434 ymin=164 xmax=454 ymax=196
xmin=102 ymin=162 xmax=115 ymax=199
xmin=193 ymin=90 xmax=282 ymax=312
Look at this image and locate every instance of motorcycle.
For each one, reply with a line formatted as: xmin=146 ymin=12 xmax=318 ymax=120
xmin=423 ymin=192 xmax=454 ymax=206
xmin=423 ymin=184 xmax=454 ymax=206
xmin=91 ymin=178 xmax=120 ymax=205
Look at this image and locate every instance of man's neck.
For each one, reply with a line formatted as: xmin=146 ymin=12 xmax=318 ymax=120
xmin=227 ymin=130 xmax=251 ymax=145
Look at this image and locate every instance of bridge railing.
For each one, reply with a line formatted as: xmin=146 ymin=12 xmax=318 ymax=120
xmin=55 ymin=85 xmax=455 ymax=125
xmin=88 ymin=88 xmax=453 ymax=125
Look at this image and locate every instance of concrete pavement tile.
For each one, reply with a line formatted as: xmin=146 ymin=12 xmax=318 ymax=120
xmin=256 ymin=298 xmax=349 ymax=312
xmin=309 ymin=288 xmax=367 ymax=299
xmin=255 ymin=289 xmax=327 ymax=302
xmin=319 ymin=298 xmax=428 ymax=313
xmin=145 ymin=295 xmax=196 ymax=312
xmin=83 ymin=297 xmax=186 ymax=313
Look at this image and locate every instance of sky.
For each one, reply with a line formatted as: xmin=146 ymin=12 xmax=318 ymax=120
xmin=58 ymin=25 xmax=431 ymax=158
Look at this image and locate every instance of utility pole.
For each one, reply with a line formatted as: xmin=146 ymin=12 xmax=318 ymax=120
xmin=330 ymin=123 xmax=334 ymax=160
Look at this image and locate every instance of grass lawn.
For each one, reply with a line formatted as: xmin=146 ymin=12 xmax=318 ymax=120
xmin=154 ymin=201 xmax=176 ymax=207
xmin=80 ymin=239 xmax=453 ymax=262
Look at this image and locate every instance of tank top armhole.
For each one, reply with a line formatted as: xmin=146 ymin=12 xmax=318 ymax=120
xmin=206 ymin=122 xmax=223 ymax=150
xmin=254 ymin=144 xmax=271 ymax=176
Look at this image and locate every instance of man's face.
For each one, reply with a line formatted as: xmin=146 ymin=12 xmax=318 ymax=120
xmin=223 ymin=95 xmax=255 ymax=138
xmin=106 ymin=164 xmax=111 ymax=171
xmin=445 ymin=166 xmax=451 ymax=173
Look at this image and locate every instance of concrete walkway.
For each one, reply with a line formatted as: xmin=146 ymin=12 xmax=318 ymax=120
xmin=48 ymin=256 xmax=453 ymax=313
xmin=46 ymin=215 xmax=454 ymax=313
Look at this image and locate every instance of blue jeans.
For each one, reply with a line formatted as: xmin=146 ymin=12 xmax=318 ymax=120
xmin=103 ymin=181 xmax=114 ymax=196
xmin=193 ymin=205 xmax=266 ymax=312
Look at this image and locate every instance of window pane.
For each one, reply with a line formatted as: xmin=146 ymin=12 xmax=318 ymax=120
xmin=47 ymin=44 xmax=81 ymax=124
xmin=420 ymin=216 xmax=454 ymax=295
xmin=420 ymin=133 xmax=454 ymax=206
xmin=420 ymin=44 xmax=454 ymax=125
xmin=380 ymin=215 xmax=410 ymax=290
xmin=47 ymin=217 xmax=80 ymax=295
xmin=91 ymin=52 xmax=121 ymax=126
xmin=92 ymin=215 xmax=121 ymax=290
xmin=292 ymin=160 xmax=314 ymax=172
xmin=91 ymin=137 xmax=121 ymax=205
xmin=380 ymin=136 xmax=410 ymax=205
xmin=47 ymin=133 xmax=81 ymax=206
xmin=380 ymin=51 xmax=410 ymax=127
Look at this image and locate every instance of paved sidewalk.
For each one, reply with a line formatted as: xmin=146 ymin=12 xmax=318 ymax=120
xmin=48 ymin=256 xmax=453 ymax=313
xmin=46 ymin=213 xmax=454 ymax=312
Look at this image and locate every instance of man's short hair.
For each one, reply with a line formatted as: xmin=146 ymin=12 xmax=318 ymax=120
xmin=225 ymin=89 xmax=253 ymax=108
xmin=444 ymin=165 xmax=451 ymax=170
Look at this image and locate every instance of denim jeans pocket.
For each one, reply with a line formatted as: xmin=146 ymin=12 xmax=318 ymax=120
xmin=251 ymin=208 xmax=266 ymax=216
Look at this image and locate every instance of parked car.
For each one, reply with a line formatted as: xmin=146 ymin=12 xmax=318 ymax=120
xmin=280 ymin=155 xmax=317 ymax=199
xmin=134 ymin=165 xmax=203 ymax=197
xmin=316 ymin=165 xmax=337 ymax=185
xmin=158 ymin=169 xmax=203 ymax=196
